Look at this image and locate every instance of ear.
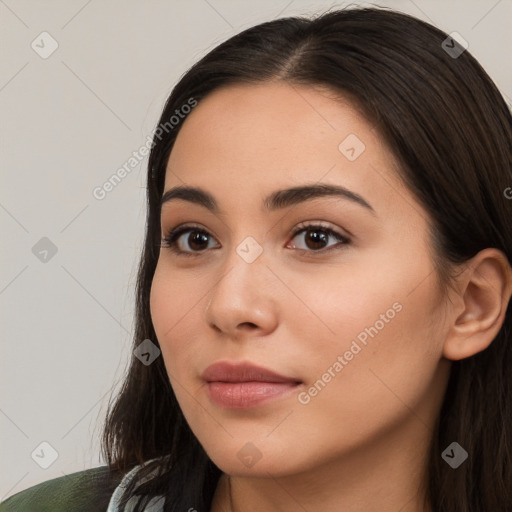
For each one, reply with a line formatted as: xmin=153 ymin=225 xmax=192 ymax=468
xmin=442 ymin=248 xmax=512 ymax=361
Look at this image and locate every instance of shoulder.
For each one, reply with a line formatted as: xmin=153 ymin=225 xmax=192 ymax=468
xmin=0 ymin=465 xmax=123 ymax=512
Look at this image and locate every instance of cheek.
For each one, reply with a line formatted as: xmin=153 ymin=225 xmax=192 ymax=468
xmin=305 ymin=290 xmax=442 ymax=439
xmin=149 ymin=267 xmax=200 ymax=375
xmin=289 ymin=251 xmax=443 ymax=410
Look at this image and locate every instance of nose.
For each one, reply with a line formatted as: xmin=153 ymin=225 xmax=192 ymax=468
xmin=204 ymin=246 xmax=279 ymax=340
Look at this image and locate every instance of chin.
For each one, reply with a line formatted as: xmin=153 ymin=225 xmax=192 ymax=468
xmin=200 ymin=435 xmax=317 ymax=479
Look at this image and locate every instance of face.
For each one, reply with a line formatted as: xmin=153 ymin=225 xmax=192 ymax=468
xmin=149 ymin=82 xmax=452 ymax=478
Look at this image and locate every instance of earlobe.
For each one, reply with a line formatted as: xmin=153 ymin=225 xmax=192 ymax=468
xmin=442 ymin=248 xmax=512 ymax=361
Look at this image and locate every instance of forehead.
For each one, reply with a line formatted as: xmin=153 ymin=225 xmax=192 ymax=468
xmin=167 ymin=82 xmax=377 ymax=172
xmin=163 ymin=82 xmax=419 ymax=224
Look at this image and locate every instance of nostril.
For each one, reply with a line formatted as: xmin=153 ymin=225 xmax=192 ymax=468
xmin=240 ymin=322 xmax=258 ymax=329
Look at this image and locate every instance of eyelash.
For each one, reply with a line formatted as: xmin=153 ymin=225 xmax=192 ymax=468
xmin=159 ymin=222 xmax=350 ymax=258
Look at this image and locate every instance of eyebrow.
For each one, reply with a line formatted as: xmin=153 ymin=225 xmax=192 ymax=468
xmin=160 ymin=183 xmax=376 ymax=216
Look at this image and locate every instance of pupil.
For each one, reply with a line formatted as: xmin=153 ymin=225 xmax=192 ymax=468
xmin=189 ymin=231 xmax=208 ymax=250
xmin=306 ymin=229 xmax=327 ymax=249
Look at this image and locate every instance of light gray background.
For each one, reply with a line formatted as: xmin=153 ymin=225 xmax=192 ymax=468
xmin=1 ymin=0 xmax=511 ymax=500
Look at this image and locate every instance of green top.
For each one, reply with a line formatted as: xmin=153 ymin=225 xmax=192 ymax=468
xmin=0 ymin=466 xmax=123 ymax=512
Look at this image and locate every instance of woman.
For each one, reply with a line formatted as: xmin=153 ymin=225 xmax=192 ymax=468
xmin=2 ymin=5 xmax=511 ymax=512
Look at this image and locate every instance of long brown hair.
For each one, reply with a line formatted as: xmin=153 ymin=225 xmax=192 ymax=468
xmin=101 ymin=6 xmax=512 ymax=511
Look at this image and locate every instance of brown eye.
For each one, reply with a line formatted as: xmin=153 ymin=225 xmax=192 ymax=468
xmin=303 ymin=228 xmax=329 ymax=250
xmin=289 ymin=223 xmax=350 ymax=253
xmin=185 ymin=231 xmax=210 ymax=251
xmin=160 ymin=225 xmax=219 ymax=256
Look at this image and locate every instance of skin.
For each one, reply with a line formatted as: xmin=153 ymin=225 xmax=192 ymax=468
xmin=149 ymin=82 xmax=512 ymax=512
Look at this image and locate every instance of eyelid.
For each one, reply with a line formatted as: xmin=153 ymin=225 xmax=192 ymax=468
xmin=159 ymin=222 xmax=218 ymax=256
xmin=287 ymin=220 xmax=350 ymax=241
xmin=286 ymin=221 xmax=350 ymax=254
xmin=160 ymin=220 xmax=350 ymax=256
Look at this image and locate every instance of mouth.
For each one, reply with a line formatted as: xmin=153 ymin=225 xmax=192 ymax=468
xmin=201 ymin=361 xmax=302 ymax=409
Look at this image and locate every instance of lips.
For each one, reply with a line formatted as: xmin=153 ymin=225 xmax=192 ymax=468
xmin=201 ymin=361 xmax=302 ymax=409
xmin=201 ymin=361 xmax=301 ymax=384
